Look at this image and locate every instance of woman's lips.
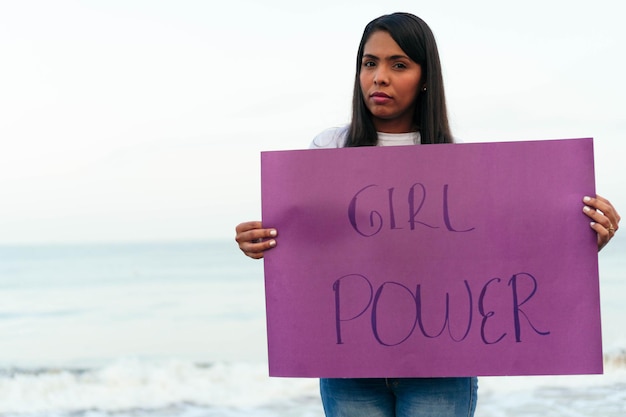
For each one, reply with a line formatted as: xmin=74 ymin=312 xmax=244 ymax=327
xmin=371 ymin=92 xmax=392 ymax=105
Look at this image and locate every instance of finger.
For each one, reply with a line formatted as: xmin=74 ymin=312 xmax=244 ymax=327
xmin=235 ymin=226 xmax=277 ymax=245
xmin=241 ymin=239 xmax=277 ymax=259
xmin=582 ymin=205 xmax=612 ymax=230
xmin=591 ymin=221 xmax=611 ymax=251
xmin=600 ymin=196 xmax=621 ymax=232
xmin=234 ymin=221 xmax=278 ymax=259
xmin=235 ymin=221 xmax=277 ymax=243
xmin=243 ymin=247 xmax=265 ymax=260
xmin=235 ymin=221 xmax=263 ymax=235
xmin=595 ymin=195 xmax=621 ymax=226
xmin=583 ymin=195 xmax=620 ymax=231
xmin=583 ymin=197 xmax=613 ymax=230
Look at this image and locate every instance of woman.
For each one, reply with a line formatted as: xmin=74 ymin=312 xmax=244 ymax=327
xmin=235 ymin=12 xmax=620 ymax=417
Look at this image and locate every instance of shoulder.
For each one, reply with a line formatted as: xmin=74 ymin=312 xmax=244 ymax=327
xmin=309 ymin=125 xmax=349 ymax=149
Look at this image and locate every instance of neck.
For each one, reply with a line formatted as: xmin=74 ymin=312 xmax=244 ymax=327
xmin=373 ymin=118 xmax=416 ymax=134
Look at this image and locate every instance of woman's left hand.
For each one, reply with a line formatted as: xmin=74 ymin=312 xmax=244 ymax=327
xmin=583 ymin=194 xmax=620 ymax=251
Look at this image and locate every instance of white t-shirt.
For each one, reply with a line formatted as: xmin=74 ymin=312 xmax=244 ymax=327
xmin=309 ymin=126 xmax=421 ymax=149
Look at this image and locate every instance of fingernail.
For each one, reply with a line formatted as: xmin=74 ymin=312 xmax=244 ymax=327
xmin=583 ymin=206 xmax=591 ymax=212
xmin=268 ymin=240 xmax=276 ymax=247
xmin=269 ymin=229 xmax=277 ymax=237
xmin=583 ymin=196 xmax=592 ymax=203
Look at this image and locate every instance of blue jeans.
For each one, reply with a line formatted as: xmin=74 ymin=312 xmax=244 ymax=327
xmin=320 ymin=377 xmax=478 ymax=417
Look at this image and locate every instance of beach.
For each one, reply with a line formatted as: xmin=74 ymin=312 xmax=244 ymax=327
xmin=0 ymin=239 xmax=624 ymax=416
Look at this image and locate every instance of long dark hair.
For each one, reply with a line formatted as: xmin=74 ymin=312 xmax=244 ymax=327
xmin=345 ymin=12 xmax=453 ymax=147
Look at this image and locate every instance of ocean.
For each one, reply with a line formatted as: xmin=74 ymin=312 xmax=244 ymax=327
xmin=0 ymin=239 xmax=624 ymax=417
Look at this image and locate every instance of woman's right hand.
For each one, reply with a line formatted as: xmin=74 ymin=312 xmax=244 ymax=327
xmin=235 ymin=221 xmax=277 ymax=259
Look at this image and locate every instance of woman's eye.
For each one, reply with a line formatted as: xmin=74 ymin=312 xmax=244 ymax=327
xmin=363 ymin=61 xmax=375 ymax=68
xmin=393 ymin=62 xmax=407 ymax=69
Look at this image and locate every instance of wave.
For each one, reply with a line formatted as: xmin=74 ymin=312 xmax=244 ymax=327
xmin=1 ymin=353 xmax=625 ymax=416
xmin=0 ymin=358 xmax=320 ymax=415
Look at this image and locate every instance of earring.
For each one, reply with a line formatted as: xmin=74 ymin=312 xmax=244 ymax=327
xmin=422 ymin=86 xmax=427 ymax=92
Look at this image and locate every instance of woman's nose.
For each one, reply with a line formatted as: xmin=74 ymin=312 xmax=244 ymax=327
xmin=373 ymin=67 xmax=389 ymax=85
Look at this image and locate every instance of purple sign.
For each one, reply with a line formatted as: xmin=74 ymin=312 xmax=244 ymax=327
xmin=261 ymin=138 xmax=601 ymax=378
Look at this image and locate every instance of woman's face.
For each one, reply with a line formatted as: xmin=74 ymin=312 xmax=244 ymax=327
xmin=359 ymin=30 xmax=423 ymax=133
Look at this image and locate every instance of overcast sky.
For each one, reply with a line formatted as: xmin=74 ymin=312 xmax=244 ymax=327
xmin=1 ymin=0 xmax=624 ymax=245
